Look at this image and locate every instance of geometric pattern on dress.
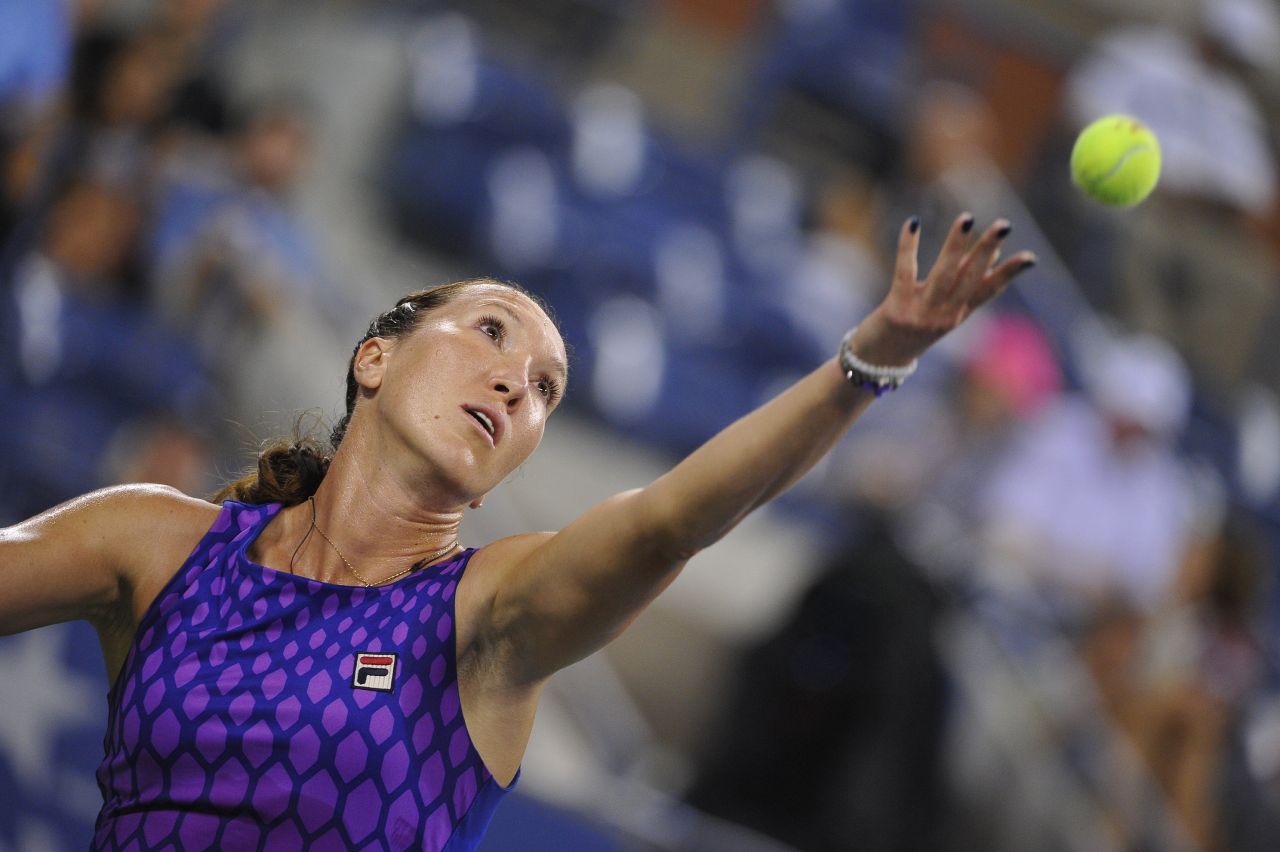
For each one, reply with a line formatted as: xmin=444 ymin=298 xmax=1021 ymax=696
xmin=92 ymin=500 xmax=513 ymax=851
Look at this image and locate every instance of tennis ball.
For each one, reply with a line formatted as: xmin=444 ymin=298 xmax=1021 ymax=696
xmin=1070 ymin=115 xmax=1161 ymax=207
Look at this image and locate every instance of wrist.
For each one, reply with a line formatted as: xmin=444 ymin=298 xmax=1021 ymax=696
xmin=838 ymin=324 xmax=919 ymax=397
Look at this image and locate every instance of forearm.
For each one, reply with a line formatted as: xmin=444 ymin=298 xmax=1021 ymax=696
xmin=639 ymin=301 xmax=943 ymax=556
xmin=494 ymin=349 xmax=880 ymax=677
xmin=642 ymin=354 xmax=875 ymax=556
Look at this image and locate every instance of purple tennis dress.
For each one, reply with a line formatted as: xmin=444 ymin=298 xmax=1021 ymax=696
xmin=94 ymin=500 xmax=516 ymax=851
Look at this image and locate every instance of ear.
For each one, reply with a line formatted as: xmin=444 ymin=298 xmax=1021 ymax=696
xmin=352 ymin=337 xmax=393 ymax=392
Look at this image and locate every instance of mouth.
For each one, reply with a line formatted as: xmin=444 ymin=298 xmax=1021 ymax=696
xmin=462 ymin=406 xmax=498 ymax=446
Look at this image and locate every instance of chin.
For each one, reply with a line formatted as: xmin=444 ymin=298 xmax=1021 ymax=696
xmin=433 ymin=453 xmax=513 ymax=501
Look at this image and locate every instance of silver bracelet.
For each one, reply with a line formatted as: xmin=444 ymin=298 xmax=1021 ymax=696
xmin=838 ymin=326 xmax=919 ymax=397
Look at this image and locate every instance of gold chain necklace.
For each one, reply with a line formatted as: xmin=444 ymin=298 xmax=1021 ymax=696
xmin=303 ymin=496 xmax=460 ymax=587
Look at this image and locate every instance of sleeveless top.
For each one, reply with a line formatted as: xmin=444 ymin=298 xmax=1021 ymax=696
xmin=93 ymin=500 xmax=517 ymax=851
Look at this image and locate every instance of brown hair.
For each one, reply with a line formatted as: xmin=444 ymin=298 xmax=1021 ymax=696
xmin=213 ymin=277 xmax=562 ymax=506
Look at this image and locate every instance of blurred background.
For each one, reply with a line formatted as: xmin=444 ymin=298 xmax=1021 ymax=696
xmin=3 ymin=0 xmax=1280 ymax=849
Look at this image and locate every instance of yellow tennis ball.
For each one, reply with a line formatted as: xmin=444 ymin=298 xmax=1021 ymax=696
xmin=1070 ymin=115 xmax=1162 ymax=207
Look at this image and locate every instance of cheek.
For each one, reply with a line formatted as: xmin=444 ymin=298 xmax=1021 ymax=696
xmin=382 ymin=368 xmax=444 ymax=428
xmin=509 ymin=410 xmax=546 ymax=453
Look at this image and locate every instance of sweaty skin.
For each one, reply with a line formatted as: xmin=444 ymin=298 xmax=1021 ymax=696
xmin=1 ymin=217 xmax=1036 ymax=786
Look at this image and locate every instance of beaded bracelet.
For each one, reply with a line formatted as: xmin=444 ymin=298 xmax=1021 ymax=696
xmin=838 ymin=326 xmax=919 ymax=397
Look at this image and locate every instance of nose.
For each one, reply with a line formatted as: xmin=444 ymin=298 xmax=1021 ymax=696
xmin=491 ymin=362 xmax=530 ymax=407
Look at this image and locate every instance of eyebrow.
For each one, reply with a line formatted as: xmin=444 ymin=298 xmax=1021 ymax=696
xmin=477 ymin=300 xmax=523 ymax=326
xmin=477 ymin=300 xmax=568 ymax=382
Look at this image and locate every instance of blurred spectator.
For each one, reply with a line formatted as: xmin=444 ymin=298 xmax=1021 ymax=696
xmin=881 ymin=80 xmax=1004 ymax=275
xmin=1 ymin=108 xmax=61 ymax=243
xmin=981 ymin=330 xmax=1198 ymax=617
xmin=0 ymin=26 xmax=182 ymax=276
xmin=151 ymin=0 xmax=233 ymax=62
xmin=0 ymin=0 xmax=105 ymax=250
xmin=0 ymin=175 xmax=212 ymax=519
xmin=687 ymin=512 xmax=948 ymax=852
xmin=688 ymin=313 xmax=1062 ymax=850
xmin=905 ymin=82 xmax=996 ymax=182
xmin=768 ymin=170 xmax=884 ymax=363
xmin=0 ymin=0 xmax=79 ymax=124
xmin=150 ymin=98 xmax=351 ymax=432
xmin=101 ymin=417 xmax=215 ymax=497
xmin=0 ymin=2 xmax=237 ymax=523
xmin=10 ymin=179 xmax=141 ymax=382
xmin=66 ymin=28 xmax=184 ymax=190
xmin=1082 ymin=512 xmax=1273 ymax=850
xmin=828 ymin=312 xmax=1061 ymax=522
xmin=153 ymin=99 xmax=347 ymax=329
xmin=149 ymin=0 xmax=237 ymax=139
xmin=900 ymin=313 xmax=1064 ymax=573
xmin=28 ymin=178 xmax=139 ymax=298
xmin=735 ymin=0 xmax=918 ymax=175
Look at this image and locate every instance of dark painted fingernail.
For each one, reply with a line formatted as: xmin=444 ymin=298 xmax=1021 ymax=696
xmin=996 ymin=223 xmax=1013 ymax=239
xmin=908 ymin=216 xmax=920 ymax=234
xmin=961 ymin=215 xmax=975 ymax=233
xmin=1020 ymin=258 xmax=1037 ymax=270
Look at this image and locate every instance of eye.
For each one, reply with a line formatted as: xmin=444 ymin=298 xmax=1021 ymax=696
xmin=539 ymin=377 xmax=562 ymax=403
xmin=479 ymin=315 xmax=506 ymax=342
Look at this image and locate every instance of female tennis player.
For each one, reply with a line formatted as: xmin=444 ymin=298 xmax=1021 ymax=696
xmin=1 ymin=214 xmax=1032 ymax=850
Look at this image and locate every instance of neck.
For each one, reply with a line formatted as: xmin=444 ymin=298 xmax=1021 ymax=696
xmin=285 ymin=447 xmax=467 ymax=585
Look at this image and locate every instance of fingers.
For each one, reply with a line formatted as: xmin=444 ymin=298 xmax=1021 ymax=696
xmin=974 ymin=251 xmax=1038 ymax=306
xmin=925 ymin=213 xmax=978 ymax=297
xmin=954 ymin=218 xmax=1014 ymax=301
xmin=893 ymin=215 xmax=921 ymax=288
xmin=909 ymin=214 xmax=1033 ymax=310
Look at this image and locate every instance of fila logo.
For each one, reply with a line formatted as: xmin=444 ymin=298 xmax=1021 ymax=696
xmin=352 ymin=651 xmax=397 ymax=692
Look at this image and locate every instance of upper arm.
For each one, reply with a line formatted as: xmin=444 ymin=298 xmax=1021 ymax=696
xmin=472 ymin=487 xmax=690 ymax=685
xmin=0 ymin=484 xmax=210 ymax=636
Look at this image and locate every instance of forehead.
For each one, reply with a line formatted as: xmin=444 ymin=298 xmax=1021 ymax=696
xmin=453 ymin=286 xmax=567 ymax=367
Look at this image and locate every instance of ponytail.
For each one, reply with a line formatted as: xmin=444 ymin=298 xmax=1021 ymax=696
xmin=212 ymin=438 xmax=330 ymax=505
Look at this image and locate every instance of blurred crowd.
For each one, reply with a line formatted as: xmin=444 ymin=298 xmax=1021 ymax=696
xmin=4 ymin=0 xmax=1280 ymax=850
xmin=0 ymin=0 xmax=355 ymax=523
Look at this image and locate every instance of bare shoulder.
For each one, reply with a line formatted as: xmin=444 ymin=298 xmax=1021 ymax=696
xmin=107 ymin=482 xmax=221 ymax=529
xmin=8 ymin=483 xmax=217 ymax=553
xmin=94 ymin=485 xmax=222 ymax=607
xmin=1 ymin=484 xmax=222 ymax=638
xmin=36 ymin=483 xmax=219 ymax=545
xmin=47 ymin=485 xmax=219 ymax=591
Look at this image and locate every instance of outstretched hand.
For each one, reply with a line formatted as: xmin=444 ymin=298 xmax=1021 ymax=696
xmin=850 ymin=213 xmax=1038 ymax=367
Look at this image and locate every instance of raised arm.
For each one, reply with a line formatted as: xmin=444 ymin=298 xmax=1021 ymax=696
xmin=479 ymin=215 xmax=1037 ymax=683
xmin=0 ymin=484 xmax=208 ymax=636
